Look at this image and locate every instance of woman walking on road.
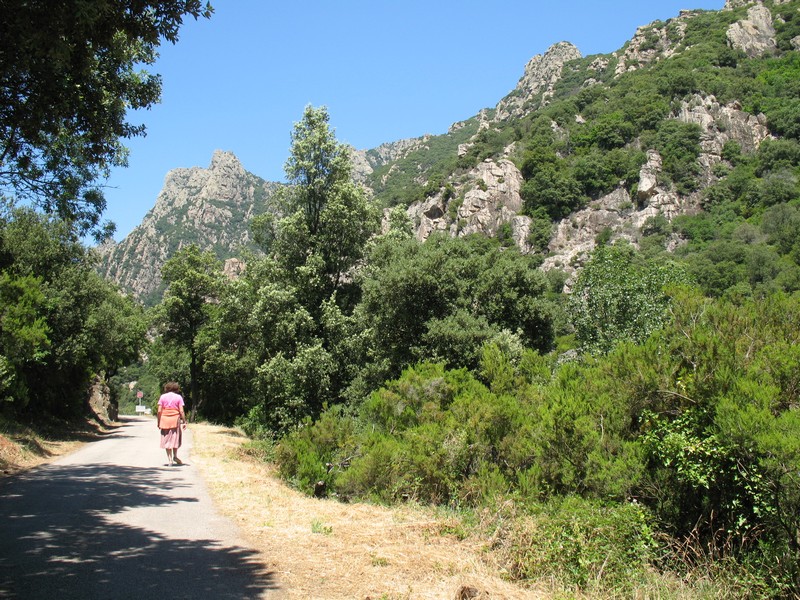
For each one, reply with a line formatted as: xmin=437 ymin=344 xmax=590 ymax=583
xmin=157 ymin=382 xmax=187 ymax=466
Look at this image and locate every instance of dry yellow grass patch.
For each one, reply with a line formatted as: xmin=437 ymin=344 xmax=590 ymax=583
xmin=190 ymin=422 xmax=544 ymax=600
xmin=0 ymin=429 xmax=85 ymax=476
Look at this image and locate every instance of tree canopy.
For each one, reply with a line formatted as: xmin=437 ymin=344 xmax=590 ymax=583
xmin=0 ymin=0 xmax=213 ymax=239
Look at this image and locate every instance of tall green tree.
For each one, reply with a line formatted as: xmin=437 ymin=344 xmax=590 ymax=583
xmin=254 ymin=105 xmax=379 ymax=312
xmin=222 ymin=106 xmax=379 ymax=432
xmin=155 ymin=244 xmax=221 ymax=417
xmin=569 ymin=243 xmax=690 ymax=354
xmin=356 ymin=233 xmax=554 ymax=393
xmin=0 ymin=0 xmax=213 ymax=238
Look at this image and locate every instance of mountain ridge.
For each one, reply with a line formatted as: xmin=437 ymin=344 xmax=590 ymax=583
xmin=99 ymin=0 xmax=799 ymax=302
xmin=97 ymin=150 xmax=280 ymax=304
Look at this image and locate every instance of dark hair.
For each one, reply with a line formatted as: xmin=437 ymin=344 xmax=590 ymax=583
xmin=163 ymin=381 xmax=181 ymax=394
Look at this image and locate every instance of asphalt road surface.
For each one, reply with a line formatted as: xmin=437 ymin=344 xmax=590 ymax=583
xmin=0 ymin=416 xmax=279 ymax=599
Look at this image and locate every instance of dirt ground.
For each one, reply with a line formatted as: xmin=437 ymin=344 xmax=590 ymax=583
xmin=189 ymin=423 xmax=544 ymax=600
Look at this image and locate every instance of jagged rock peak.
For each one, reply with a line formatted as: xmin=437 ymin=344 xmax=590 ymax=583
xmin=724 ymin=0 xmax=753 ymax=9
xmin=494 ymin=41 xmax=582 ymax=121
xmin=98 ymin=149 xmax=277 ymax=302
xmin=724 ymin=0 xmax=792 ymax=9
xmin=209 ymin=149 xmax=245 ymax=172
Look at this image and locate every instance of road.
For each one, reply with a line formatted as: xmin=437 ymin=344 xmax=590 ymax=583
xmin=0 ymin=416 xmax=279 ymax=599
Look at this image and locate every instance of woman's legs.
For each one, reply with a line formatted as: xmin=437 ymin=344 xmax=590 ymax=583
xmin=173 ymin=427 xmax=182 ymax=464
xmin=165 ymin=448 xmax=173 ymax=465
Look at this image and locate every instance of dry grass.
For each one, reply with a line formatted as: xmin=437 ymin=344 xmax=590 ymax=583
xmin=190 ymin=422 xmax=546 ymax=600
xmin=0 ymin=419 xmax=101 ymax=476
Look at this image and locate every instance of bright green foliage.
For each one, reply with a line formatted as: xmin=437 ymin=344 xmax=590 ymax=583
xmin=666 ymin=130 xmax=800 ymax=299
xmin=0 ymin=0 xmax=213 ymax=239
xmin=520 ymin=163 xmax=585 ymax=220
xmin=153 ymin=244 xmax=222 ymax=416
xmin=610 ymin=289 xmax=800 ymax=592
xmin=0 ymin=272 xmax=49 ymax=402
xmin=0 ymin=207 xmax=145 ymax=415
xmin=569 ymin=243 xmax=690 ymax=354
xmin=645 ymin=120 xmax=702 ymax=195
xmin=277 ymin=354 xmax=644 ymax=506
xmin=199 ymin=107 xmax=379 ymax=431
xmin=283 ymin=105 xmax=354 ymax=237
xmin=254 ymin=106 xmax=379 ymax=314
xmin=277 ymin=287 xmax=800 ymax=593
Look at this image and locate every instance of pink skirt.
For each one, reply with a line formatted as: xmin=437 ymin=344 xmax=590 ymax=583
xmin=160 ymin=426 xmax=182 ymax=449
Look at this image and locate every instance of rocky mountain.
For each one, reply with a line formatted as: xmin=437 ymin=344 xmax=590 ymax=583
xmin=97 ymin=150 xmax=279 ymax=304
xmin=100 ymin=0 xmax=799 ymax=301
xmin=365 ymin=0 xmax=798 ymax=285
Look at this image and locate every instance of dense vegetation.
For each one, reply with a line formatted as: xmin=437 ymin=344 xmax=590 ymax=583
xmin=0 ymin=206 xmax=145 ymax=418
xmin=142 ymin=70 xmax=799 ymax=593
xmin=0 ymin=1 xmax=207 ymax=419
xmin=138 ymin=3 xmax=799 ymax=595
xmin=0 ymin=0 xmax=213 ymax=241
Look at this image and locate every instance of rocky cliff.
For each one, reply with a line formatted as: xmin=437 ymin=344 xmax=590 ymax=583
xmin=383 ymin=0 xmax=787 ymax=285
xmin=97 ymin=150 xmax=279 ymax=303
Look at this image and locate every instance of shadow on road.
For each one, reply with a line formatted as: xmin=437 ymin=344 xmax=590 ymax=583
xmin=0 ymin=463 xmax=278 ymax=598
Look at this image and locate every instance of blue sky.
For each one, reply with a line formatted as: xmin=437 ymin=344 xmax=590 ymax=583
xmin=102 ymin=0 xmax=725 ymax=241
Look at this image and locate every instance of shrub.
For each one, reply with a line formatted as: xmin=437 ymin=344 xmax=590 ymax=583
xmin=491 ymin=497 xmax=657 ymax=594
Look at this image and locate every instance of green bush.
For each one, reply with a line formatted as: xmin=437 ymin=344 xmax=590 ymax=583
xmin=492 ymin=496 xmax=657 ymax=594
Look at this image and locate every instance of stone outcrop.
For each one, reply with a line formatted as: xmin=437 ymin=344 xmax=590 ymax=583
xmin=724 ymin=0 xmax=755 ymax=9
xmin=451 ymin=159 xmax=524 ymax=237
xmin=615 ymin=21 xmax=684 ymax=76
xmin=223 ymin=257 xmax=246 ymax=279
xmin=98 ymin=150 xmax=278 ymax=301
xmin=87 ymin=376 xmax=117 ymax=424
xmin=494 ymin=42 xmax=582 ymax=121
xmin=397 ymin=87 xmax=773 ymax=288
xmin=401 ymin=158 xmax=525 ymax=246
xmin=677 ymin=94 xmax=772 ymax=188
xmin=637 ymin=150 xmax=662 ymax=201
xmin=104 ymin=2 xmax=791 ymax=304
xmin=727 ymin=4 xmax=778 ymax=56
xmin=541 ymin=172 xmax=691 ymax=286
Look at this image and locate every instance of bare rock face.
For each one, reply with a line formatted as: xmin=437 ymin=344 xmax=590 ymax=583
xmin=638 ymin=150 xmax=663 ymax=201
xmin=223 ymin=257 xmax=246 ymax=279
xmin=349 ymin=147 xmax=374 ymax=184
xmin=541 ymin=182 xmax=691 ymax=286
xmin=542 ymin=188 xmax=635 ymax=277
xmin=451 ymin=159 xmax=523 ymax=237
xmin=677 ymin=95 xmax=771 ymax=155
xmin=727 ymin=4 xmax=778 ymax=57
xmin=87 ymin=376 xmax=117 ymax=424
xmin=98 ymin=150 xmax=278 ymax=302
xmin=494 ymin=42 xmax=582 ymax=121
xmin=677 ymin=94 xmax=772 ymax=188
xmin=723 ymin=0 xmax=756 ymax=10
xmin=400 ymin=158 xmax=526 ymax=249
